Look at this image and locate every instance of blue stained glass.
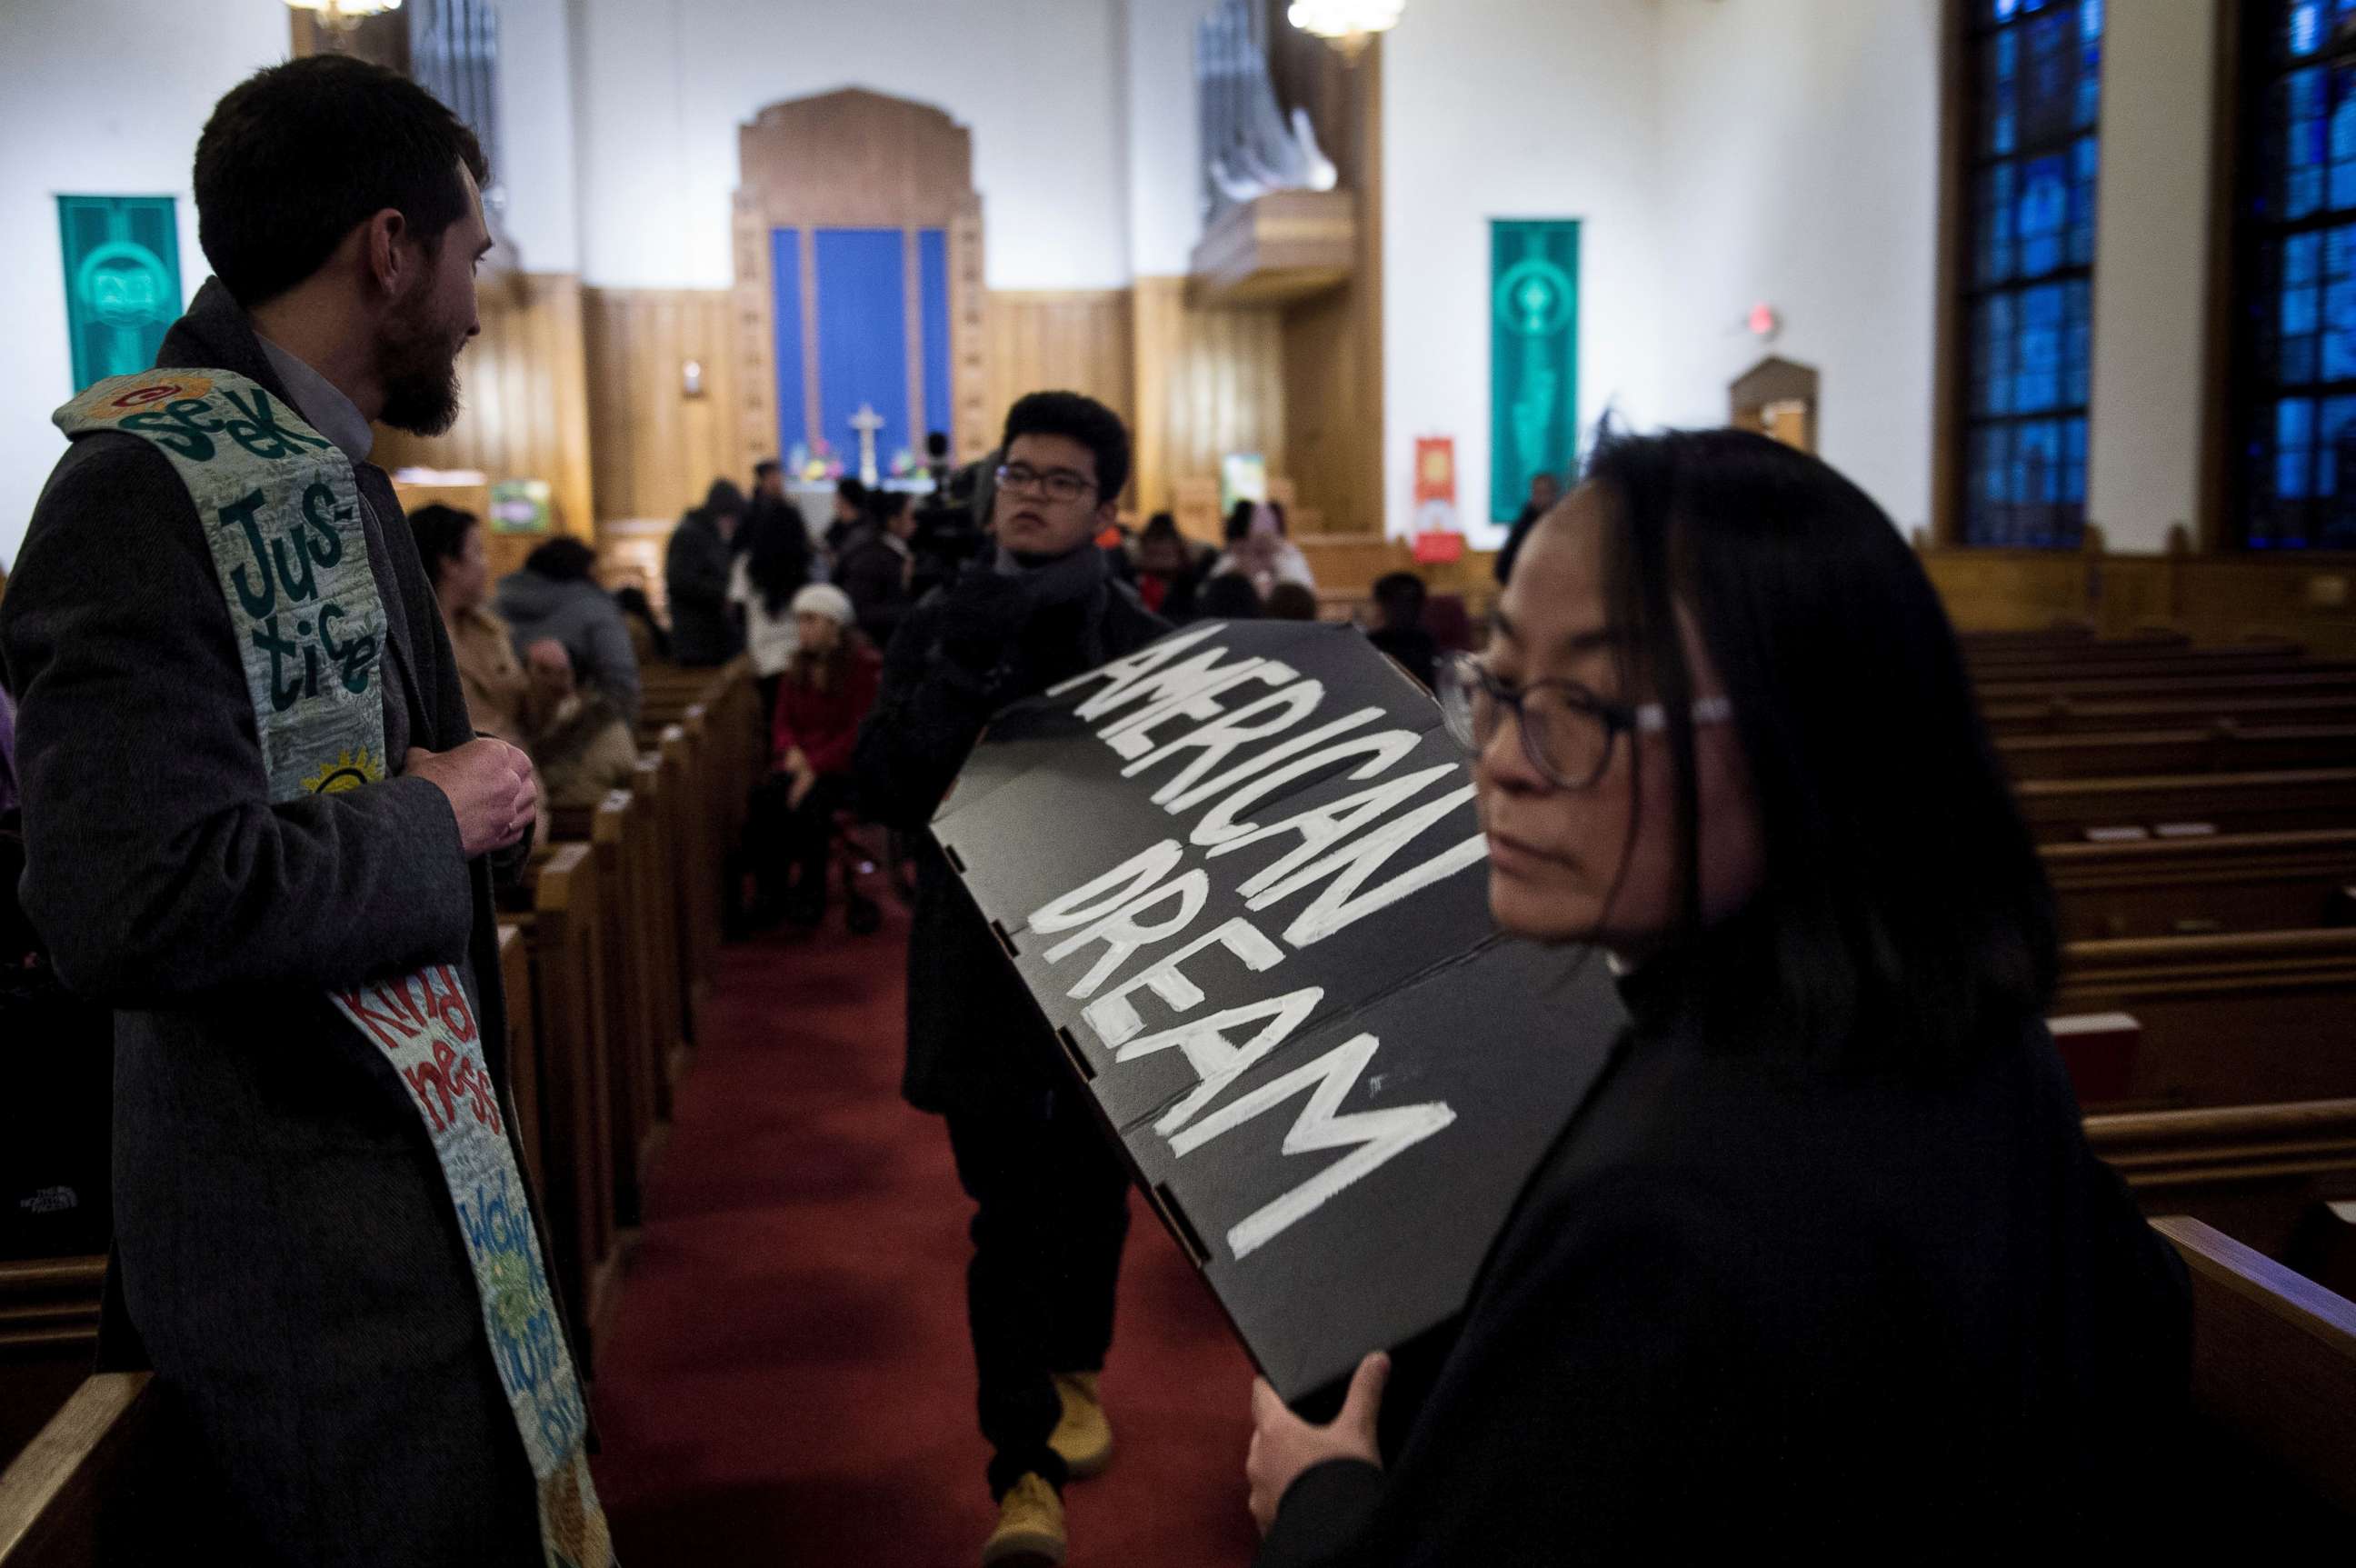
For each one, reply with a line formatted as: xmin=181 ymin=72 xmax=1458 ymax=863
xmin=2065 ymin=280 xmax=2091 ymax=404
xmin=1985 ymin=33 xmax=2018 ymax=155
xmin=2287 ymin=72 xmax=2327 ymax=219
xmin=2019 ymin=154 xmax=2068 ymax=277
xmin=2279 ymin=399 xmax=2316 ymax=499
xmin=2286 ymin=280 xmax=2321 ymax=336
xmin=2064 ymin=418 xmax=2089 ymax=504
xmin=2017 ymin=284 xmax=2063 ymax=412
xmin=2284 ymin=334 xmax=2320 ymax=383
xmin=1981 ymin=164 xmax=2017 ymax=285
xmin=1995 ymin=0 xmax=2020 ymax=19
xmin=2022 ymin=15 xmax=2074 ymax=143
xmin=2294 ymin=1 xmax=2322 ymax=55
xmin=2078 ymin=41 xmax=2101 ymax=130
xmin=2070 ymin=136 xmax=2099 ymax=265
xmin=2317 ymin=396 xmax=2356 ymax=503
xmin=2332 ymin=72 xmax=2356 ymax=208
xmin=1980 ymin=295 xmax=2016 ymax=414
xmin=2289 ymin=230 xmax=2322 ymax=285
xmin=2081 ymin=0 xmax=2102 ymax=40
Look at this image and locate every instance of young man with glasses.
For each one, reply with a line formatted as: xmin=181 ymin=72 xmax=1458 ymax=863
xmin=856 ymin=392 xmax=1169 ymax=1566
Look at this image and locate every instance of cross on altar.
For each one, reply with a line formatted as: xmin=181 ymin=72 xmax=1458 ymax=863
xmin=850 ymin=404 xmax=885 ymax=488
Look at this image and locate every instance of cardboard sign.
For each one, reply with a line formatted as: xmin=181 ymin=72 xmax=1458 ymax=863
xmin=933 ymin=621 xmax=1625 ymax=1402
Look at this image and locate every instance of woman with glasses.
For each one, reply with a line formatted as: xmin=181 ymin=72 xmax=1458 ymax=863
xmin=1244 ymin=428 xmax=2190 ymax=1563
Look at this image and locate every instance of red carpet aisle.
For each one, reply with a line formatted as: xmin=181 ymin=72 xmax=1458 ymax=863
xmin=589 ymin=904 xmax=1267 ymax=1566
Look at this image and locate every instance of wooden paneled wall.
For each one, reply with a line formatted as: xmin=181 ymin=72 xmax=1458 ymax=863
xmin=1919 ymin=542 xmax=2356 ymax=656
xmin=1131 ymin=277 xmax=1287 ymax=520
xmin=373 ymin=272 xmax=596 ymax=537
xmin=975 ymin=285 xmax=1287 ymax=520
xmin=1269 ymin=18 xmax=1385 ymax=536
xmin=982 ymin=290 xmax=1137 ymax=458
xmin=581 ymin=287 xmax=745 ymax=526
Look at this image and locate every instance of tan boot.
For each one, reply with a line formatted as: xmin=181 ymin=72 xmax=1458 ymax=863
xmin=982 ymin=1473 xmax=1066 ymax=1566
xmin=1048 ymin=1371 xmax=1113 ymax=1481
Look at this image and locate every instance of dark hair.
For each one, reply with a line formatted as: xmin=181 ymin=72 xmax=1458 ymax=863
xmin=1143 ymin=512 xmax=1181 ymax=540
xmin=1579 ymin=426 xmax=2057 ymax=1065
xmin=744 ymin=500 xmax=814 ymax=615
xmin=525 ymin=536 xmax=598 ymax=583
xmin=926 ymin=430 xmax=951 ymax=459
xmin=836 ymin=477 xmax=869 ymax=508
xmin=1224 ymin=501 xmax=1256 ymax=544
xmin=872 ymin=488 xmax=914 ymax=524
xmin=1265 ymin=582 xmax=1320 ymax=621
xmin=614 ymin=584 xmax=672 ymax=659
xmin=754 ymin=460 xmax=781 ymax=484
xmin=1002 ymin=391 xmax=1131 ymax=503
xmin=1373 ymin=571 xmax=1428 ymax=626
xmin=700 ymin=479 xmax=748 ymax=520
xmin=194 ymin=55 xmax=489 ymax=309
xmin=407 ymin=503 xmax=477 ymax=583
xmin=1200 ymin=574 xmax=1263 ymax=621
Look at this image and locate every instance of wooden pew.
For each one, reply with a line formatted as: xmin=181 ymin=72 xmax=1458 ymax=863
xmin=2000 ymin=724 xmax=2356 ymax=782
xmin=632 ymin=752 xmax=688 ymax=1114
xmin=2015 ymin=768 xmax=2356 ymax=844
xmin=1983 ymin=690 xmax=2356 ymax=737
xmin=550 ymin=791 xmax=662 ymax=1228
xmin=2092 ymin=1101 xmax=2356 ymax=1283
xmin=0 ymin=1262 xmax=102 ymax=1477
xmin=2154 ymin=1215 xmax=2356 ymax=1521
xmin=2045 ymin=829 xmax=2356 ymax=940
xmin=1966 ymin=642 xmax=2321 ymax=686
xmin=496 ymin=924 xmax=544 ymax=1194
xmin=0 ymin=1372 xmax=160 ymax=1566
xmin=502 ymin=844 xmax=619 ymax=1363
xmin=2056 ymin=928 xmax=2356 ymax=1109
xmin=1976 ymin=664 xmax=2356 ymax=712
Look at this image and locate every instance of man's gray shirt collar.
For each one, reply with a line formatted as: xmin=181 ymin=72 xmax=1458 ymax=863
xmin=255 ymin=333 xmax=375 ymax=465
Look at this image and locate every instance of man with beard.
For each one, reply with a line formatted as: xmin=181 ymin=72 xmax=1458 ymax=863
xmin=857 ymin=392 xmax=1166 ymax=1567
xmin=0 ymin=57 xmax=610 ymax=1566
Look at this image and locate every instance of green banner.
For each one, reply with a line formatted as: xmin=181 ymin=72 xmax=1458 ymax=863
xmin=58 ymin=195 xmax=182 ymax=393
xmin=1489 ymin=220 xmax=1581 ymax=524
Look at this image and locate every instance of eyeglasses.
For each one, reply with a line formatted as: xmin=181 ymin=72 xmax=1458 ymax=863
xmin=995 ymin=464 xmax=1098 ymax=504
xmin=1434 ymin=651 xmax=1734 ymax=790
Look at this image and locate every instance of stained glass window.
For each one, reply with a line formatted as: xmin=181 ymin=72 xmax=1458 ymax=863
xmin=1960 ymin=0 xmax=2102 ymax=546
xmin=2234 ymin=0 xmax=2356 ymax=547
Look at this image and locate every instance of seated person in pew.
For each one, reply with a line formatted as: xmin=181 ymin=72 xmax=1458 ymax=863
xmin=410 ymin=499 xmax=559 ymax=749
xmin=1245 ymin=428 xmax=2191 ymax=1563
xmin=496 ymin=534 xmax=642 ymax=725
xmin=750 ymin=584 xmax=879 ymax=925
xmin=528 ymin=638 xmax=643 ymax=814
xmin=0 ymin=56 xmax=610 ymax=1563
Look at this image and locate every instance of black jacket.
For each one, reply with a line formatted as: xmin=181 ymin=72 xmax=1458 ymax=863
xmin=836 ymin=527 xmax=916 ymax=651
xmin=0 ymin=278 xmax=551 ymax=1561
xmin=1258 ymin=916 xmax=2191 ymax=1565
xmin=665 ymin=509 xmax=739 ymax=666
xmin=854 ymin=563 xmax=1166 ymax=1114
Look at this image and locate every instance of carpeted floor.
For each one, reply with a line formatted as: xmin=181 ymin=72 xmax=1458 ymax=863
xmin=589 ymin=902 xmax=1266 ymax=1566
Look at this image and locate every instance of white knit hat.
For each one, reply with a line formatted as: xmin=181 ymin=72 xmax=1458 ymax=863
xmin=791 ymin=583 xmax=855 ymax=626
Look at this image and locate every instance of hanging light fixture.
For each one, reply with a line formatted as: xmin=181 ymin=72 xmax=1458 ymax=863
xmin=285 ymin=0 xmax=404 ymax=32
xmin=1286 ymin=0 xmax=1404 ymax=61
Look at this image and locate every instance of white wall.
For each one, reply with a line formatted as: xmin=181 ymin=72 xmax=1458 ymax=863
xmin=2087 ymin=0 xmax=2219 ymax=552
xmin=1383 ymin=0 xmax=1669 ymax=546
xmin=569 ymin=0 xmax=1133 ymax=291
xmin=493 ymin=0 xmax=582 ymax=271
xmin=1653 ymin=0 xmax=1944 ymax=534
xmin=0 ymin=0 xmax=289 ymax=568
xmin=1125 ymin=0 xmax=1208 ymax=278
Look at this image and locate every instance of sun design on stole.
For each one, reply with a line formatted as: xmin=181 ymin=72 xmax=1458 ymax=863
xmin=303 ymin=747 xmax=384 ymax=794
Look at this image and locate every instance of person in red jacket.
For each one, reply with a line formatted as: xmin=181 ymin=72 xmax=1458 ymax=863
xmin=764 ymin=584 xmax=880 ymax=924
